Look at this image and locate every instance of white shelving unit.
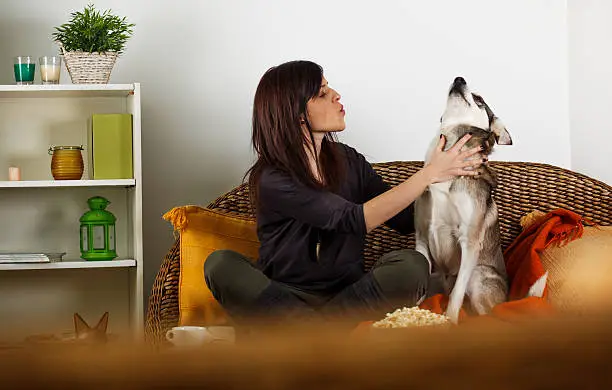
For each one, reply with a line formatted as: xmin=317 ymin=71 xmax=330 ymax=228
xmin=0 ymin=83 xmax=143 ymax=343
xmin=0 ymin=259 xmax=137 ymax=271
xmin=0 ymin=179 xmax=135 ymax=188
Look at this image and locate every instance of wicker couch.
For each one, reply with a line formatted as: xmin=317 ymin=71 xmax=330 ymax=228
xmin=145 ymin=161 xmax=612 ymax=344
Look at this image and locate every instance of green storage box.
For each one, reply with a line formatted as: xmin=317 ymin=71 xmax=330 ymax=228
xmin=91 ymin=114 xmax=133 ymax=179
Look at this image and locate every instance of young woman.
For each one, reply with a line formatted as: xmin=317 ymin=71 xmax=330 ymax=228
xmin=205 ymin=60 xmax=483 ymax=326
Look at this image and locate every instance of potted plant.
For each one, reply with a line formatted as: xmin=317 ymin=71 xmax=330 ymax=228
xmin=52 ymin=3 xmax=135 ymax=84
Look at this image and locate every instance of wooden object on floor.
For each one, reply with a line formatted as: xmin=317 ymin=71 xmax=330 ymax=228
xmin=3 ymin=315 xmax=612 ymax=389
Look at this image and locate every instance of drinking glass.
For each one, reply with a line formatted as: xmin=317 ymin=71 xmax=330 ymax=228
xmin=14 ymin=56 xmax=35 ymax=85
xmin=39 ymin=56 xmax=62 ymax=84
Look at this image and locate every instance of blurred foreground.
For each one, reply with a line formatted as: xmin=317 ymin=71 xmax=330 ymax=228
xmin=2 ymin=257 xmax=612 ymax=389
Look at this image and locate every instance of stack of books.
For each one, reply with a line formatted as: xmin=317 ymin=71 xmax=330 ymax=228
xmin=0 ymin=253 xmax=66 ymax=264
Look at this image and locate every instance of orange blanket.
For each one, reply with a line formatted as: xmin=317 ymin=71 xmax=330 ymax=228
xmin=418 ymin=293 xmax=556 ymax=325
xmin=413 ymin=208 xmax=591 ymax=324
xmin=504 ymin=208 xmax=592 ymax=300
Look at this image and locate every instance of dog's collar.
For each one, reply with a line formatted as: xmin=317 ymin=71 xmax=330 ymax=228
xmin=467 ymin=125 xmax=489 ymax=133
xmin=440 ymin=125 xmax=489 ymax=136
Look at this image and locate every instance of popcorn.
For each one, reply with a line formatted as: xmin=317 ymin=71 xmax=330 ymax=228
xmin=372 ymin=306 xmax=451 ymax=328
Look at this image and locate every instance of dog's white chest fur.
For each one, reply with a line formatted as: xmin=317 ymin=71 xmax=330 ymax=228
xmin=429 ymin=183 xmax=476 ymax=226
xmin=427 ymin=182 xmax=476 ymax=274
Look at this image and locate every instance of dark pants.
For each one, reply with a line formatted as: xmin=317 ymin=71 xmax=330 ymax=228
xmin=204 ymin=249 xmax=430 ymax=326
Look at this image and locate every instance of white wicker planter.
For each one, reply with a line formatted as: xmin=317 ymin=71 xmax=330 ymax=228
xmin=60 ymin=46 xmax=118 ymax=84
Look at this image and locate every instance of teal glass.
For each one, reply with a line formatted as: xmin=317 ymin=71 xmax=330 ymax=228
xmin=14 ymin=56 xmax=35 ymax=85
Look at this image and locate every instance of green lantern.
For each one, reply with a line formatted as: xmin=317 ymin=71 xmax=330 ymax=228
xmin=80 ymin=196 xmax=117 ymax=261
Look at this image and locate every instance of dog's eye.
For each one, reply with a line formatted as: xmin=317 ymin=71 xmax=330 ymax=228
xmin=473 ymin=94 xmax=484 ymax=105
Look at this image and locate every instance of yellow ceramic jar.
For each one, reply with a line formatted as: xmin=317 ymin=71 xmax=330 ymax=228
xmin=48 ymin=145 xmax=84 ymax=180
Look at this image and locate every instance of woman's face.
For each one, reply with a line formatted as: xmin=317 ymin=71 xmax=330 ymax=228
xmin=305 ymin=77 xmax=346 ymax=133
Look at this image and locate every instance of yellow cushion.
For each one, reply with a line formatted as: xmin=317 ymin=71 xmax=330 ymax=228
xmin=163 ymin=206 xmax=260 ymax=326
xmin=520 ymin=210 xmax=612 ymax=313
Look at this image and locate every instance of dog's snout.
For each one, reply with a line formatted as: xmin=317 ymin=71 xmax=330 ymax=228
xmin=454 ymin=77 xmax=466 ymax=86
xmin=449 ymin=76 xmax=467 ymax=96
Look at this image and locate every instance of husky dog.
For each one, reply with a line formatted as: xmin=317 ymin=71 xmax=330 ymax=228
xmin=415 ymin=76 xmax=513 ymax=323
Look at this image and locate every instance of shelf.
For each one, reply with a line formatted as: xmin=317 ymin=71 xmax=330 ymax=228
xmin=0 ymin=84 xmax=135 ymax=98
xmin=0 ymin=259 xmax=136 ymax=271
xmin=0 ymin=179 xmax=135 ymax=188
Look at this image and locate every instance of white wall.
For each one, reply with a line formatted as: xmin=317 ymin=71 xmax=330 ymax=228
xmin=568 ymin=0 xmax=612 ymax=185
xmin=0 ymin=1 xmax=576 ymax=309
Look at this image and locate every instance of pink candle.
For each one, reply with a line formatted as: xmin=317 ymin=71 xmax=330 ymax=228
xmin=8 ymin=167 xmax=21 ymax=181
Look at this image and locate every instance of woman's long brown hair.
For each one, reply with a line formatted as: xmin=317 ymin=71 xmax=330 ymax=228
xmin=245 ymin=60 xmax=345 ymax=210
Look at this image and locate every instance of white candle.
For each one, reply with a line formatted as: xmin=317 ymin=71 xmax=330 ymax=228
xmin=41 ymin=65 xmax=60 ymax=83
xmin=8 ymin=167 xmax=21 ymax=181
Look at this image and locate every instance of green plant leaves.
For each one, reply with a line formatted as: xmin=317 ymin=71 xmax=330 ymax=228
xmin=52 ymin=3 xmax=135 ymax=54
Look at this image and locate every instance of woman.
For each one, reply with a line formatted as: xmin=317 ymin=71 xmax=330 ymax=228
xmin=204 ymin=60 xmax=483 ymax=326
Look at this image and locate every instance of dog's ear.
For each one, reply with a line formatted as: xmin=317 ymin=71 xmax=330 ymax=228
xmin=74 ymin=313 xmax=91 ymax=336
xmin=94 ymin=312 xmax=109 ymax=333
xmin=491 ymin=117 xmax=512 ymax=145
xmin=480 ymin=98 xmax=512 ymax=146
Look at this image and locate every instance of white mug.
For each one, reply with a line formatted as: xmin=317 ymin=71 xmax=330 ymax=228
xmin=206 ymin=326 xmax=236 ymax=343
xmin=165 ymin=326 xmax=235 ymax=347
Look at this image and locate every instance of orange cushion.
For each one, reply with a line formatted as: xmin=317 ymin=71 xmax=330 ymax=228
xmin=163 ymin=206 xmax=260 ymax=326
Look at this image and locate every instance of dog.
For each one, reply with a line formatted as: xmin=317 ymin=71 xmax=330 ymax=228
xmin=414 ymin=76 xmax=513 ymax=323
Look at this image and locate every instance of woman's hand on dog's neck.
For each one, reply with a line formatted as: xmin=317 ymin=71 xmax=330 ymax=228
xmin=424 ymin=133 xmax=484 ymax=184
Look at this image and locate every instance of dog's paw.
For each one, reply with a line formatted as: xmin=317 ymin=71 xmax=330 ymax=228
xmin=445 ymin=308 xmax=460 ymax=324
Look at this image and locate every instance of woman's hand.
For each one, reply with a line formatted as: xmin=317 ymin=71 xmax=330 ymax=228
xmin=423 ymin=134 xmax=484 ymax=184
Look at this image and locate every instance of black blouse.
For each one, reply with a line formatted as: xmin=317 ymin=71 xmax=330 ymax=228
xmin=255 ymin=143 xmax=415 ymax=294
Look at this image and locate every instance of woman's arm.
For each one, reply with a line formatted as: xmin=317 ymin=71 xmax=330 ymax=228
xmin=360 ymin=156 xmax=415 ymax=235
xmin=363 ymin=134 xmax=481 ymax=233
xmin=362 ymin=168 xmax=432 ymax=233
